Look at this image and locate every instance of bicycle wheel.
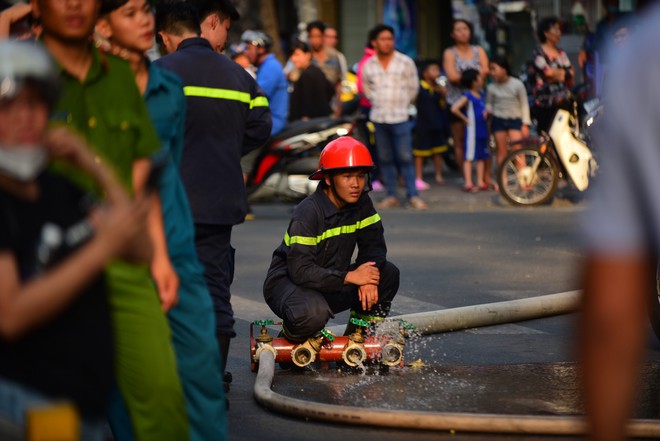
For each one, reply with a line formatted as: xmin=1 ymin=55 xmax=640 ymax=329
xmin=498 ymin=147 xmax=559 ymax=206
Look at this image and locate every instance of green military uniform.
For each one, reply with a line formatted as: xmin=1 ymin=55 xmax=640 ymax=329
xmin=50 ymin=46 xmax=189 ymax=441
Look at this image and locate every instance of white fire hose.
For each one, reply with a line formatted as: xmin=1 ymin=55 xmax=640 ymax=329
xmin=253 ymin=291 xmax=660 ymax=437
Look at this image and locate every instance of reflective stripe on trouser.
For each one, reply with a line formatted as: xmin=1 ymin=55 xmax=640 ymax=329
xmin=264 ymin=261 xmax=400 ymax=342
xmin=105 ymin=260 xmax=189 ymax=441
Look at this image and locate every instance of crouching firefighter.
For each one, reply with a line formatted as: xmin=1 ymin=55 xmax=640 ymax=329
xmin=263 ymin=136 xmax=400 ymax=350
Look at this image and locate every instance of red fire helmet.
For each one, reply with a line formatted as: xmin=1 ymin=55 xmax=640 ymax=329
xmin=309 ymin=136 xmax=375 ymax=180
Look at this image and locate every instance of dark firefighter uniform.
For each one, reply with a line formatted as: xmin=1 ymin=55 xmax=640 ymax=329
xmin=263 ymin=183 xmax=400 ymax=342
xmin=155 ymin=37 xmax=272 ymax=369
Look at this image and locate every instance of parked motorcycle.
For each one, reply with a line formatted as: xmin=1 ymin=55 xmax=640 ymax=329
xmin=246 ymin=116 xmax=358 ymax=203
xmin=497 ymin=100 xmax=601 ymax=206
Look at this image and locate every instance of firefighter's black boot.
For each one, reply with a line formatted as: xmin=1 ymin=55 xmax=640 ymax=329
xmin=216 ymin=334 xmax=232 ymax=393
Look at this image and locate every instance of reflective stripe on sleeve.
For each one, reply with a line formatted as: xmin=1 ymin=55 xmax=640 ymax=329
xmin=183 ymin=86 xmax=269 ymax=109
xmin=284 ymin=213 xmax=381 ymax=247
xmin=250 ymin=96 xmax=269 ymax=109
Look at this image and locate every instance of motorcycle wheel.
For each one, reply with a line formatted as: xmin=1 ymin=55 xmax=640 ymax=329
xmin=649 ymin=263 xmax=660 ymax=342
xmin=498 ymin=147 xmax=559 ymax=206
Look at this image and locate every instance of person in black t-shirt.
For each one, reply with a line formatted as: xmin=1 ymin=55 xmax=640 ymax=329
xmin=288 ymin=40 xmax=335 ymax=122
xmin=0 ymin=41 xmax=151 ymax=440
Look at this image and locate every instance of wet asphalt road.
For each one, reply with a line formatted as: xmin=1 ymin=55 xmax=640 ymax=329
xmin=226 ymin=170 xmax=660 ymax=441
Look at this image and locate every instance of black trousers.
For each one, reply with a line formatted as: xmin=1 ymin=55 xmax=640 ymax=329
xmin=194 ymin=223 xmax=236 ymax=338
xmin=264 ymin=261 xmax=400 ymax=342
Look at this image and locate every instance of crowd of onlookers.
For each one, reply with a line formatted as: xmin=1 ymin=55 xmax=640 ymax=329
xmin=224 ymin=7 xmax=628 ymax=204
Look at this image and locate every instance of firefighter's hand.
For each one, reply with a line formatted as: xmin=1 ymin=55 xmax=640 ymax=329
xmin=358 ymin=284 xmax=379 ymax=311
xmin=345 ymin=262 xmax=380 ymax=286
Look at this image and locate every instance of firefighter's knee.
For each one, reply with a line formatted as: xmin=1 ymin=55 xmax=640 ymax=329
xmin=283 ymin=295 xmax=332 ymax=341
xmin=381 ymin=261 xmax=400 ymax=297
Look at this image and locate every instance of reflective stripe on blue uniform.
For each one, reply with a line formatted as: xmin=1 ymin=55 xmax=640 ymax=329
xmin=155 ymin=37 xmax=272 ymax=341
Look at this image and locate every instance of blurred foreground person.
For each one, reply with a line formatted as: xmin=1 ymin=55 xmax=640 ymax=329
xmin=0 ymin=1 xmax=38 ymax=39
xmin=580 ymin=8 xmax=659 ymax=441
xmin=96 ymin=0 xmax=227 ymax=438
xmin=0 ymin=41 xmax=150 ymax=441
xmin=33 ymin=0 xmax=189 ymax=436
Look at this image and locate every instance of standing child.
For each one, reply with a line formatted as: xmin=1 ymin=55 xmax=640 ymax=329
xmin=413 ymin=61 xmax=449 ymax=190
xmin=451 ymin=69 xmax=489 ymax=192
xmin=485 ymin=56 xmax=531 ymax=167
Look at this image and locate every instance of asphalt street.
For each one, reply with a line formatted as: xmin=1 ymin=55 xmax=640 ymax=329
xmin=225 ymin=170 xmax=660 ymax=440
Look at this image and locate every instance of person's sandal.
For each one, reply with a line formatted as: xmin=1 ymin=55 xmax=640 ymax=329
xmin=377 ymin=196 xmax=401 ymax=209
xmin=415 ymin=178 xmax=430 ymax=191
xmin=408 ymin=196 xmax=428 ymax=210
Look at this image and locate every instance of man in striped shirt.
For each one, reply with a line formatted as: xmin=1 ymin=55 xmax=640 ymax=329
xmin=362 ymin=24 xmax=427 ymax=210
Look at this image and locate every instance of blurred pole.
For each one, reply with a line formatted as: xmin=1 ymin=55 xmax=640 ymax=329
xmin=260 ymin=0 xmax=285 ymax=63
xmin=295 ymin=0 xmax=318 ymax=25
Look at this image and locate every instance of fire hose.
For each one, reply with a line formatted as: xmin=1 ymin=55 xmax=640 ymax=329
xmin=253 ymin=291 xmax=660 ymax=437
